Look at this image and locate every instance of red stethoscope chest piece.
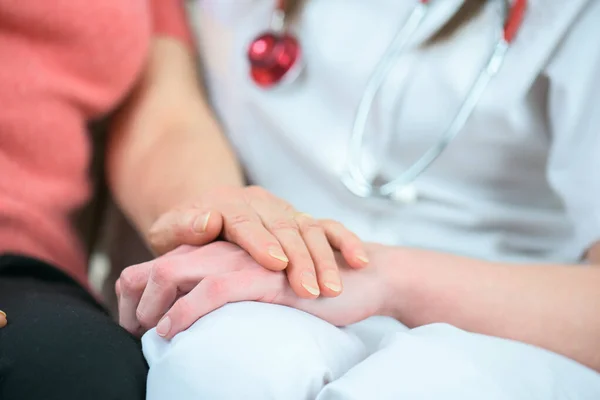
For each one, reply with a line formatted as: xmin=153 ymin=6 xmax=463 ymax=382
xmin=247 ymin=32 xmax=301 ymax=88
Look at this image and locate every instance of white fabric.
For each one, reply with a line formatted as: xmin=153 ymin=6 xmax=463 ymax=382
xmin=188 ymin=0 xmax=600 ymax=263
xmin=144 ymin=302 xmax=600 ymax=399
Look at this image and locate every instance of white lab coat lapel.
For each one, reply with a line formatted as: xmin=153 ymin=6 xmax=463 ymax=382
xmin=494 ymin=0 xmax=592 ymax=100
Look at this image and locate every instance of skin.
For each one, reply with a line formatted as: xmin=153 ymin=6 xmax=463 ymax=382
xmin=117 ymin=219 xmax=366 ymax=335
xmin=118 ymin=241 xmax=600 ymax=373
xmin=106 ymin=36 xmax=367 ymax=332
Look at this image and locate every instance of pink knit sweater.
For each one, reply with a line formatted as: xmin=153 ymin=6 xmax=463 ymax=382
xmin=0 ymin=0 xmax=192 ymax=286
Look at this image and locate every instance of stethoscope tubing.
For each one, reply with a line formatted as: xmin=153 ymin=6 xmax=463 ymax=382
xmin=341 ymin=0 xmax=524 ymax=202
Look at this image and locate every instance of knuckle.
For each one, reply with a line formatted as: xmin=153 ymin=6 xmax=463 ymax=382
xmin=225 ymin=213 xmax=254 ymax=229
xmin=151 ymin=261 xmax=175 ymax=287
xmin=244 ymin=185 xmax=268 ymax=198
xmin=297 ymin=217 xmax=323 ymax=233
xmin=119 ymin=268 xmax=141 ymax=294
xmin=321 ymin=219 xmax=344 ymax=231
xmin=280 ymin=202 xmax=296 ymax=214
xmin=224 ymin=214 xmax=257 ymax=240
xmin=268 ymin=218 xmax=299 ymax=234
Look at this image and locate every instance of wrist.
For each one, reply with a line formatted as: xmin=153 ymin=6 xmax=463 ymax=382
xmin=116 ymin=133 xmax=244 ymax=237
xmin=373 ymin=245 xmax=415 ymax=321
xmin=376 ymin=246 xmax=500 ymax=327
xmin=373 ymin=245 xmax=447 ymax=324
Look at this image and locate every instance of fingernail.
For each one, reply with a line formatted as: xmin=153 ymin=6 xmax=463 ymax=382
xmin=356 ymin=252 xmax=369 ymax=264
xmin=268 ymin=247 xmax=289 ymax=264
xmin=156 ymin=316 xmax=171 ymax=337
xmin=323 ymin=272 xmax=342 ymax=292
xmin=301 ymin=272 xmax=320 ymax=296
xmin=0 ymin=310 xmax=5 ymax=318
xmin=192 ymin=212 xmax=211 ymax=233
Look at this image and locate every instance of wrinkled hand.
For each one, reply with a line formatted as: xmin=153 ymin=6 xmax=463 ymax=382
xmin=147 ymin=186 xmax=369 ymax=298
xmin=116 ymin=242 xmax=391 ymax=338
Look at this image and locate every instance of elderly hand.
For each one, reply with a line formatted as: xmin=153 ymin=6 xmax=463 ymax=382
xmin=116 ymin=242 xmax=392 ymax=338
xmin=146 ymin=186 xmax=369 ymax=299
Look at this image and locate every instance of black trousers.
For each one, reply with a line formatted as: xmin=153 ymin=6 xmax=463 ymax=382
xmin=0 ymin=254 xmax=148 ymax=400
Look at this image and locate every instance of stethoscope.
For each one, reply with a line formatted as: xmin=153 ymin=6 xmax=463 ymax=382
xmin=247 ymin=0 xmax=527 ymax=203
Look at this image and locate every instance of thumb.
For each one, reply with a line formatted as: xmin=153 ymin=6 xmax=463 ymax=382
xmin=0 ymin=310 xmax=7 ymax=328
xmin=147 ymin=210 xmax=223 ymax=255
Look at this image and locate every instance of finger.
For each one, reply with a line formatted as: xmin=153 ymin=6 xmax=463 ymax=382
xmin=134 ymin=251 xmax=228 ymax=330
xmin=148 ymin=209 xmax=223 ymax=255
xmin=256 ymin=208 xmax=319 ymax=298
xmin=248 ymin=193 xmax=320 ymax=298
xmin=0 ymin=310 xmax=6 ymax=328
xmin=133 ymin=258 xmax=181 ymax=331
xmin=117 ymin=263 xmax=150 ymax=335
xmin=220 ymin=199 xmax=289 ymax=272
xmin=294 ymin=213 xmax=342 ymax=297
xmin=157 ymin=269 xmax=286 ymax=339
xmin=321 ymin=219 xmax=369 ymax=269
xmin=116 ymin=245 xmax=210 ymax=302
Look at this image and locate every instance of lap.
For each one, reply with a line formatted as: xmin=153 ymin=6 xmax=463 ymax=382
xmin=143 ymin=301 xmax=366 ymax=399
xmin=143 ymin=302 xmax=600 ymax=400
xmin=0 ymin=255 xmax=148 ymax=400
xmin=321 ymin=323 xmax=600 ymax=400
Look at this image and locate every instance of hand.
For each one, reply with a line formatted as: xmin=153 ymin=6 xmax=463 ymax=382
xmin=116 ymin=242 xmax=393 ymax=338
xmin=146 ymin=186 xmax=369 ymax=298
xmin=0 ymin=310 xmax=6 ymax=328
xmin=117 ymin=243 xmax=256 ymax=336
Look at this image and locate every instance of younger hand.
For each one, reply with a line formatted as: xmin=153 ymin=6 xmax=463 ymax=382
xmin=0 ymin=310 xmax=6 ymax=328
xmin=116 ymin=242 xmax=392 ymax=338
xmin=147 ymin=186 xmax=369 ymax=298
xmin=117 ymin=243 xmax=275 ymax=335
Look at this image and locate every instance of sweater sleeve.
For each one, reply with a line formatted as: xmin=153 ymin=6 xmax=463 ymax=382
xmin=150 ymin=0 xmax=194 ymax=47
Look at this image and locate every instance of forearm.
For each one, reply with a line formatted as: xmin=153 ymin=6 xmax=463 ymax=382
xmin=386 ymin=248 xmax=600 ymax=371
xmin=107 ymin=38 xmax=243 ymax=235
xmin=109 ymin=120 xmax=243 ymax=233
